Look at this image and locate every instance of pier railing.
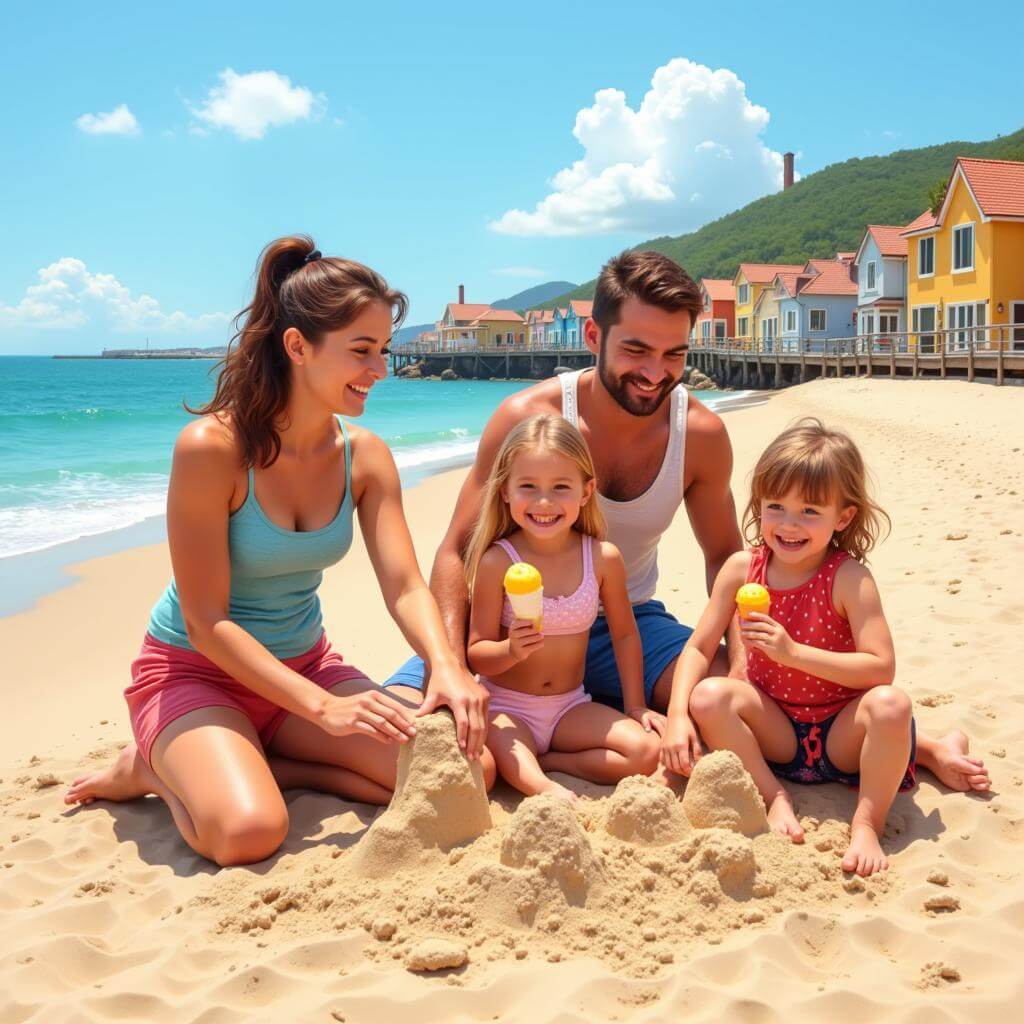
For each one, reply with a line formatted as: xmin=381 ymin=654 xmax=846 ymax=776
xmin=690 ymin=324 xmax=1024 ymax=357
xmin=398 ymin=338 xmax=590 ymax=355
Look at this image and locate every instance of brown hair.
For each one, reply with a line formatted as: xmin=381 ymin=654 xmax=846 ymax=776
xmin=189 ymin=235 xmax=408 ymax=468
xmin=742 ymin=418 xmax=890 ymax=563
xmin=463 ymin=415 xmax=606 ymax=588
xmin=592 ymin=250 xmax=702 ymax=338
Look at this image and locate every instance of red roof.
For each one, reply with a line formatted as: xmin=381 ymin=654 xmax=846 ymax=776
xmin=772 ymin=272 xmax=804 ymax=298
xmin=798 ymin=259 xmax=857 ymax=296
xmin=958 ymin=157 xmax=1024 ymax=217
xmin=446 ymin=303 xmax=492 ymax=321
xmin=865 ymin=225 xmax=908 ymax=258
xmin=901 ymin=210 xmax=938 ymax=236
xmin=471 ymin=308 xmax=525 ymax=324
xmin=701 ymin=278 xmax=736 ymax=302
xmin=569 ymin=300 xmax=593 ymax=318
xmin=738 ymin=262 xmax=805 ymax=285
xmin=526 ymin=308 xmax=555 ymax=324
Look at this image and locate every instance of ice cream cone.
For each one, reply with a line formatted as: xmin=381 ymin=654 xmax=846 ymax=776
xmin=504 ymin=562 xmax=543 ymax=630
xmin=736 ymin=583 xmax=771 ymax=620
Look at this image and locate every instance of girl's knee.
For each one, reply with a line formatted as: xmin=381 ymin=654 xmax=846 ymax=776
xmin=689 ymin=677 xmax=733 ymax=724
xmin=863 ymin=686 xmax=912 ymax=730
xmin=208 ymin=808 xmax=289 ymax=867
xmin=621 ymin=727 xmax=661 ymax=776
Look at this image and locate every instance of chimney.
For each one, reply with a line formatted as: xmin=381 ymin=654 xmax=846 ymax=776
xmin=458 ymin=284 xmax=465 ymax=305
xmin=783 ymin=152 xmax=794 ymax=190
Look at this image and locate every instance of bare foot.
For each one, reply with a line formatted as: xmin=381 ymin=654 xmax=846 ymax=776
xmin=921 ymin=730 xmax=990 ymax=792
xmin=842 ymin=822 xmax=888 ymax=877
xmin=538 ymin=780 xmax=578 ymax=802
xmin=767 ymin=792 xmax=805 ymax=843
xmin=64 ymin=743 xmax=156 ymax=806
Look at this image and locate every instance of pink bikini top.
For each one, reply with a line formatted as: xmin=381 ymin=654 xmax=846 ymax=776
xmin=496 ymin=535 xmax=600 ymax=636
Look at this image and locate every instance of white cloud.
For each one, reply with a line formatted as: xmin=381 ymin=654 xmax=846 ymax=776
xmin=494 ymin=266 xmax=547 ymax=278
xmin=0 ymin=258 xmax=229 ymax=334
xmin=190 ymin=69 xmax=325 ymax=140
xmin=76 ymin=104 xmax=140 ymax=136
xmin=490 ymin=58 xmax=786 ymax=238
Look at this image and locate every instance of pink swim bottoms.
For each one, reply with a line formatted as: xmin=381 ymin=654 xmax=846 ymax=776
xmin=126 ymin=632 xmax=368 ymax=768
xmin=481 ymin=677 xmax=592 ymax=754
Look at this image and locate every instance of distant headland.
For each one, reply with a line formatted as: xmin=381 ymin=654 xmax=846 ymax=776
xmin=53 ymin=346 xmax=227 ymax=360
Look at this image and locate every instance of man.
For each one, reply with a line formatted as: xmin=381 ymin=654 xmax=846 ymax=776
xmin=390 ymin=250 xmax=989 ymax=793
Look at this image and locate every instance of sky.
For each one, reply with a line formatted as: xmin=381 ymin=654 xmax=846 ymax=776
xmin=2 ymin=0 xmax=1023 ymax=355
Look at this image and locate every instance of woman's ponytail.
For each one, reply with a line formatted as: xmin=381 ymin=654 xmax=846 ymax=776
xmin=189 ymin=235 xmax=407 ymax=468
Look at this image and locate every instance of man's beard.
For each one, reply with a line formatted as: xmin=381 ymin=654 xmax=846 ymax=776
xmin=597 ymin=346 xmax=682 ymax=417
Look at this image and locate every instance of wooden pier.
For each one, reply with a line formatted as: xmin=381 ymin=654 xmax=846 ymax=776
xmin=391 ymin=347 xmax=595 ymax=380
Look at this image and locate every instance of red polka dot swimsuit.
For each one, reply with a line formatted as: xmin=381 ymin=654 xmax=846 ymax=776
xmin=745 ymin=544 xmax=860 ymax=723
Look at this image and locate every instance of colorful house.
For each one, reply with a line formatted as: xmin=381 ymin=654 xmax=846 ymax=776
xmin=525 ymin=308 xmax=555 ymax=347
xmin=732 ymin=263 xmax=805 ymax=341
xmin=770 ymin=256 xmax=858 ymax=352
xmin=694 ymin=279 xmax=736 ymax=343
xmin=561 ymin=300 xmax=593 ymax=349
xmin=854 ymin=225 xmax=908 ymax=341
xmin=903 ymin=156 xmax=1024 ymax=352
xmin=437 ymin=301 xmax=526 ymax=349
xmin=545 ymin=308 xmax=568 ymax=347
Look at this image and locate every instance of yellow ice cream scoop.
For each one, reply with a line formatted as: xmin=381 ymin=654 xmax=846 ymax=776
xmin=736 ymin=583 xmax=771 ymax=619
xmin=503 ymin=562 xmax=542 ymax=594
xmin=504 ymin=562 xmax=543 ymax=629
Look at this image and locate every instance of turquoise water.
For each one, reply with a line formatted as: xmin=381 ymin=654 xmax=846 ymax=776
xmin=0 ymin=356 xmax=735 ymax=561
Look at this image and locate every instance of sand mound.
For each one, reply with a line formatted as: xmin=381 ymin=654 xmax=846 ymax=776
xmin=348 ymin=711 xmax=491 ymax=877
xmin=604 ymin=776 xmax=690 ymax=845
xmin=682 ymin=750 xmax=768 ymax=837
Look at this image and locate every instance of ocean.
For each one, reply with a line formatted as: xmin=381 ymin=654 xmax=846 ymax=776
xmin=0 ymin=356 xmax=743 ymax=611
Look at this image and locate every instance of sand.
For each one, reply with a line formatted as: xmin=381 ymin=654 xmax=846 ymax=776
xmin=1 ymin=378 xmax=1023 ymax=1022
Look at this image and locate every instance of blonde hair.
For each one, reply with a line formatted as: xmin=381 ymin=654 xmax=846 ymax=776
xmin=742 ymin=417 xmax=890 ymax=563
xmin=463 ymin=414 xmax=606 ymax=587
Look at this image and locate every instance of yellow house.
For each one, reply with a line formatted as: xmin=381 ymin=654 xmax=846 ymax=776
xmin=903 ymin=157 xmax=1024 ymax=353
xmin=732 ymin=262 xmax=805 ymax=342
xmin=437 ymin=301 xmax=526 ymax=349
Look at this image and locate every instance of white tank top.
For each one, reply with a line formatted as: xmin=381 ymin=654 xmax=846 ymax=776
xmin=560 ymin=369 xmax=688 ymax=605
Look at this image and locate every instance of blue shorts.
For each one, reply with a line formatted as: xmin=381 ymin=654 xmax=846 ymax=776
xmin=383 ymin=599 xmax=693 ymax=709
xmin=768 ymin=712 xmax=917 ymax=791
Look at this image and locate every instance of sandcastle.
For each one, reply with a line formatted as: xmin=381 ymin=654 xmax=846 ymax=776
xmin=604 ymin=775 xmax=691 ymax=845
xmin=348 ymin=711 xmax=492 ymax=878
xmin=681 ymin=750 xmax=769 ymax=837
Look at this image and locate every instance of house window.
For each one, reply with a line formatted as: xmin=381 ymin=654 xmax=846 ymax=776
xmin=569 ymin=329 xmax=576 ymax=345
xmin=738 ymin=283 xmax=749 ymax=305
xmin=866 ymin=261 xmax=876 ymax=291
xmin=809 ymin=309 xmax=827 ymax=332
xmin=912 ymin=305 xmax=937 ymax=352
xmin=737 ymin=316 xmax=749 ymax=336
xmin=918 ymin=236 xmax=935 ymax=276
xmin=714 ymin=320 xmax=727 ymax=340
xmin=952 ymin=224 xmax=974 ymax=272
xmin=947 ymin=302 xmax=987 ymax=349
xmin=701 ymin=320 xmax=711 ymax=340
xmin=785 ymin=309 xmax=797 ymax=332
xmin=879 ymin=312 xmax=898 ymax=334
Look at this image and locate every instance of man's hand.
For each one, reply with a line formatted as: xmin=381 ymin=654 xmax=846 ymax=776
xmin=416 ymin=661 xmax=490 ymax=759
xmin=740 ymin=612 xmax=796 ymax=665
xmin=317 ymin=689 xmax=419 ymax=743
xmin=660 ymin=714 xmax=703 ymax=776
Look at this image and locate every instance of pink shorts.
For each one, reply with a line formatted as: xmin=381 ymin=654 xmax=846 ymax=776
xmin=126 ymin=632 xmax=368 ymax=768
xmin=481 ymin=677 xmax=591 ymax=754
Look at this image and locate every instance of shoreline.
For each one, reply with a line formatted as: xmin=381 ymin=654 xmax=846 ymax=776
xmin=0 ymin=387 xmax=764 ymax=618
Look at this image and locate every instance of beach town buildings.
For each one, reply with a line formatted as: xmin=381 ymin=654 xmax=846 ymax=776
xmin=732 ymin=263 xmax=805 ymax=341
xmin=694 ymin=279 xmax=736 ymax=344
xmin=545 ymin=308 xmax=567 ymax=347
xmin=526 ymin=308 xmax=555 ymax=347
xmin=435 ymin=287 xmax=526 ymax=350
xmin=854 ymin=225 xmax=909 ymax=342
xmin=903 ymin=157 xmax=1024 ymax=352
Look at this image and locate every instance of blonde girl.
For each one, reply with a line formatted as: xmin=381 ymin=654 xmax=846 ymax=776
xmin=466 ymin=414 xmax=663 ymax=800
xmin=663 ymin=418 xmax=921 ymax=877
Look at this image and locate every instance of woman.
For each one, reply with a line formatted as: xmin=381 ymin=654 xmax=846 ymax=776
xmin=66 ymin=236 xmax=492 ymax=865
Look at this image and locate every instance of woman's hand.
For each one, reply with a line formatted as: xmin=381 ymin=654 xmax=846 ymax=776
xmin=316 ymin=688 xmax=418 ymax=743
xmin=508 ymin=619 xmax=544 ymax=662
xmin=660 ymin=714 xmax=703 ymax=776
xmin=739 ymin=612 xmax=796 ymax=665
xmin=416 ymin=660 xmax=491 ymax=760
xmin=625 ymin=706 xmax=667 ymax=736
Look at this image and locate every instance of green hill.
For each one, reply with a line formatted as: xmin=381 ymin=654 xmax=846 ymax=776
xmin=540 ymin=127 xmax=1024 ymax=306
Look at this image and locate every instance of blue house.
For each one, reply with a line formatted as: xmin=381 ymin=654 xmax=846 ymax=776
xmin=775 ymin=257 xmax=859 ymax=352
xmin=561 ymin=300 xmax=593 ymax=349
xmin=546 ymin=308 xmax=568 ymax=348
xmin=853 ymin=225 xmax=908 ymax=341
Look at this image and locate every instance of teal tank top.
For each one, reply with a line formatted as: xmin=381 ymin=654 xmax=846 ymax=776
xmin=148 ymin=420 xmax=355 ymax=658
